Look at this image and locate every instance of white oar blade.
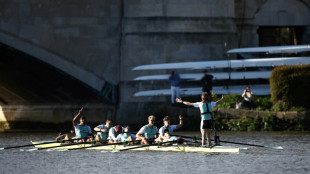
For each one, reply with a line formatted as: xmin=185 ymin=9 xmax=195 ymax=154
xmin=269 ymin=146 xmax=283 ymax=150
xmin=109 ymin=150 xmax=120 ymax=153
xmin=57 ymin=149 xmax=68 ymax=152
xmin=0 ymin=148 xmax=4 ymax=150
xmin=26 ymin=148 xmax=38 ymax=151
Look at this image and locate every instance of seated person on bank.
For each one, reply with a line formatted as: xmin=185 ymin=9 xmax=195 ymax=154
xmin=241 ymin=86 xmax=254 ymax=109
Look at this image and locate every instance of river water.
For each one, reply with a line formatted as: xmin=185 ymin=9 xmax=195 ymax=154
xmin=0 ymin=131 xmax=309 ymax=174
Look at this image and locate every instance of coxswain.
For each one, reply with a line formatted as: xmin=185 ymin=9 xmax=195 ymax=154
xmin=116 ymin=125 xmax=136 ymax=142
xmin=156 ymin=115 xmax=183 ymax=142
xmin=94 ymin=119 xmax=113 ymax=142
xmin=107 ymin=125 xmax=123 ymax=143
xmin=72 ymin=107 xmax=93 ymax=142
xmin=136 ymin=115 xmax=158 ymax=144
xmin=176 ymin=93 xmax=225 ymax=147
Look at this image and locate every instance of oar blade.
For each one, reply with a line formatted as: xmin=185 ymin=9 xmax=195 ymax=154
xmin=0 ymin=147 xmax=4 ymax=150
xmin=26 ymin=148 xmax=38 ymax=152
xmin=109 ymin=150 xmax=120 ymax=153
xmin=268 ymin=146 xmax=283 ymax=150
xmin=57 ymin=149 xmax=68 ymax=152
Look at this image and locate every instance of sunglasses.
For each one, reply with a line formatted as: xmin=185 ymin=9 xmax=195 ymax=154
xmin=150 ymin=120 xmax=156 ymax=122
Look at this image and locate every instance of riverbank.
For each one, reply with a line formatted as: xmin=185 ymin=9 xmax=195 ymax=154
xmin=1 ymin=103 xmax=309 ymax=132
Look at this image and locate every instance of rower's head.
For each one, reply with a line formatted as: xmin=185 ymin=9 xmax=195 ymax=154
xmin=115 ymin=125 xmax=122 ymax=134
xmin=163 ymin=129 xmax=170 ymax=138
xmin=148 ymin=115 xmax=156 ymax=125
xmin=163 ymin=116 xmax=170 ymax=127
xmin=201 ymin=92 xmax=209 ymax=102
xmin=105 ymin=119 xmax=113 ymax=128
xmin=124 ymin=125 xmax=130 ymax=133
xmin=80 ymin=116 xmax=86 ymax=125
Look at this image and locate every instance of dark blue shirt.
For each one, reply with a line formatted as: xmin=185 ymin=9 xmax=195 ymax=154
xmin=169 ymin=74 xmax=180 ymax=86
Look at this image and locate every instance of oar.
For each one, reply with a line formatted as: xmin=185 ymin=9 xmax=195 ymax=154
xmin=0 ymin=138 xmax=83 ymax=150
xmin=173 ymin=135 xmax=283 ymax=150
xmin=218 ymin=140 xmax=283 ymax=150
xmin=110 ymin=140 xmax=176 ymax=153
xmin=25 ymin=139 xmax=94 ymax=151
xmin=67 ymin=140 xmax=141 ymax=151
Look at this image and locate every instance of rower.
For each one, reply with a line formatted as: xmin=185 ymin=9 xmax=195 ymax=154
xmin=116 ymin=125 xmax=136 ymax=142
xmin=136 ymin=115 xmax=158 ymax=144
xmin=93 ymin=119 xmax=113 ymax=142
xmin=55 ymin=130 xmax=75 ymax=141
xmin=176 ymin=93 xmax=225 ymax=147
xmin=156 ymin=115 xmax=183 ymax=142
xmin=107 ymin=125 xmax=123 ymax=143
xmin=72 ymin=107 xmax=93 ymax=142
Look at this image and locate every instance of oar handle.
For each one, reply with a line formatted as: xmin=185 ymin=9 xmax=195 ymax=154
xmin=68 ymin=140 xmax=141 ymax=151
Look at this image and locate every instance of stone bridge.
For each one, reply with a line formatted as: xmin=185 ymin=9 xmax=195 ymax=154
xmin=0 ymin=0 xmax=310 ymax=130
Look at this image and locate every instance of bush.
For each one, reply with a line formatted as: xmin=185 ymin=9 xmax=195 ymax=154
xmin=270 ymin=65 xmax=310 ymax=110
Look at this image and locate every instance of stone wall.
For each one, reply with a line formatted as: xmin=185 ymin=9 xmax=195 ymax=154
xmin=0 ymin=104 xmax=115 ymax=131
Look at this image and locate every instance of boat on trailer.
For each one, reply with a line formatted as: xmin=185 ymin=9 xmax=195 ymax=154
xmin=31 ymin=141 xmax=240 ymax=153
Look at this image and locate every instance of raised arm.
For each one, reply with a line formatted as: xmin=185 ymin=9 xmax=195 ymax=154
xmin=73 ymin=107 xmax=83 ymax=126
xmin=241 ymin=90 xmax=246 ymax=98
xmin=175 ymin=98 xmax=194 ymax=106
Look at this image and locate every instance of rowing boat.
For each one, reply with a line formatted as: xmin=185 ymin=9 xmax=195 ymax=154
xmin=31 ymin=141 xmax=240 ymax=153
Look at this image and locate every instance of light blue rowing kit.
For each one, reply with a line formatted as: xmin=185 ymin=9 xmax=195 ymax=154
xmin=143 ymin=125 xmax=158 ymax=139
xmin=200 ymin=102 xmax=212 ymax=121
xmin=97 ymin=125 xmax=109 ymax=140
xmin=75 ymin=124 xmax=91 ymax=139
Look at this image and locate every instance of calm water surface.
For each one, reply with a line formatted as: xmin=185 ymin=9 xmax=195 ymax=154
xmin=0 ymin=132 xmax=309 ymax=174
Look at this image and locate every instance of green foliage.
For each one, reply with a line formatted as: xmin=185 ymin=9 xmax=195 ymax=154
xmin=262 ymin=113 xmax=277 ymax=131
xmin=253 ymin=97 xmax=273 ymax=111
xmin=222 ymin=113 xmax=304 ymax=131
xmin=270 ymin=101 xmax=289 ymax=112
xmin=215 ymin=94 xmax=241 ymax=109
xmin=270 ymin=65 xmax=310 ymax=110
xmin=227 ymin=115 xmax=263 ymax=131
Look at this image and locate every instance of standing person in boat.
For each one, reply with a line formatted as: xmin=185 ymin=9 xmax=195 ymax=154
xmin=169 ymin=70 xmax=181 ymax=104
xmin=73 ymin=107 xmax=93 ymax=142
xmin=136 ymin=115 xmax=158 ymax=144
xmin=156 ymin=115 xmax=183 ymax=142
xmin=93 ymin=119 xmax=113 ymax=142
xmin=176 ymin=93 xmax=225 ymax=147
xmin=116 ymin=125 xmax=136 ymax=142
xmin=107 ymin=125 xmax=123 ymax=143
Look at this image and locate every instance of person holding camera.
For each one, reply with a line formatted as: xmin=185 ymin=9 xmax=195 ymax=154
xmin=241 ymin=86 xmax=254 ymax=109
